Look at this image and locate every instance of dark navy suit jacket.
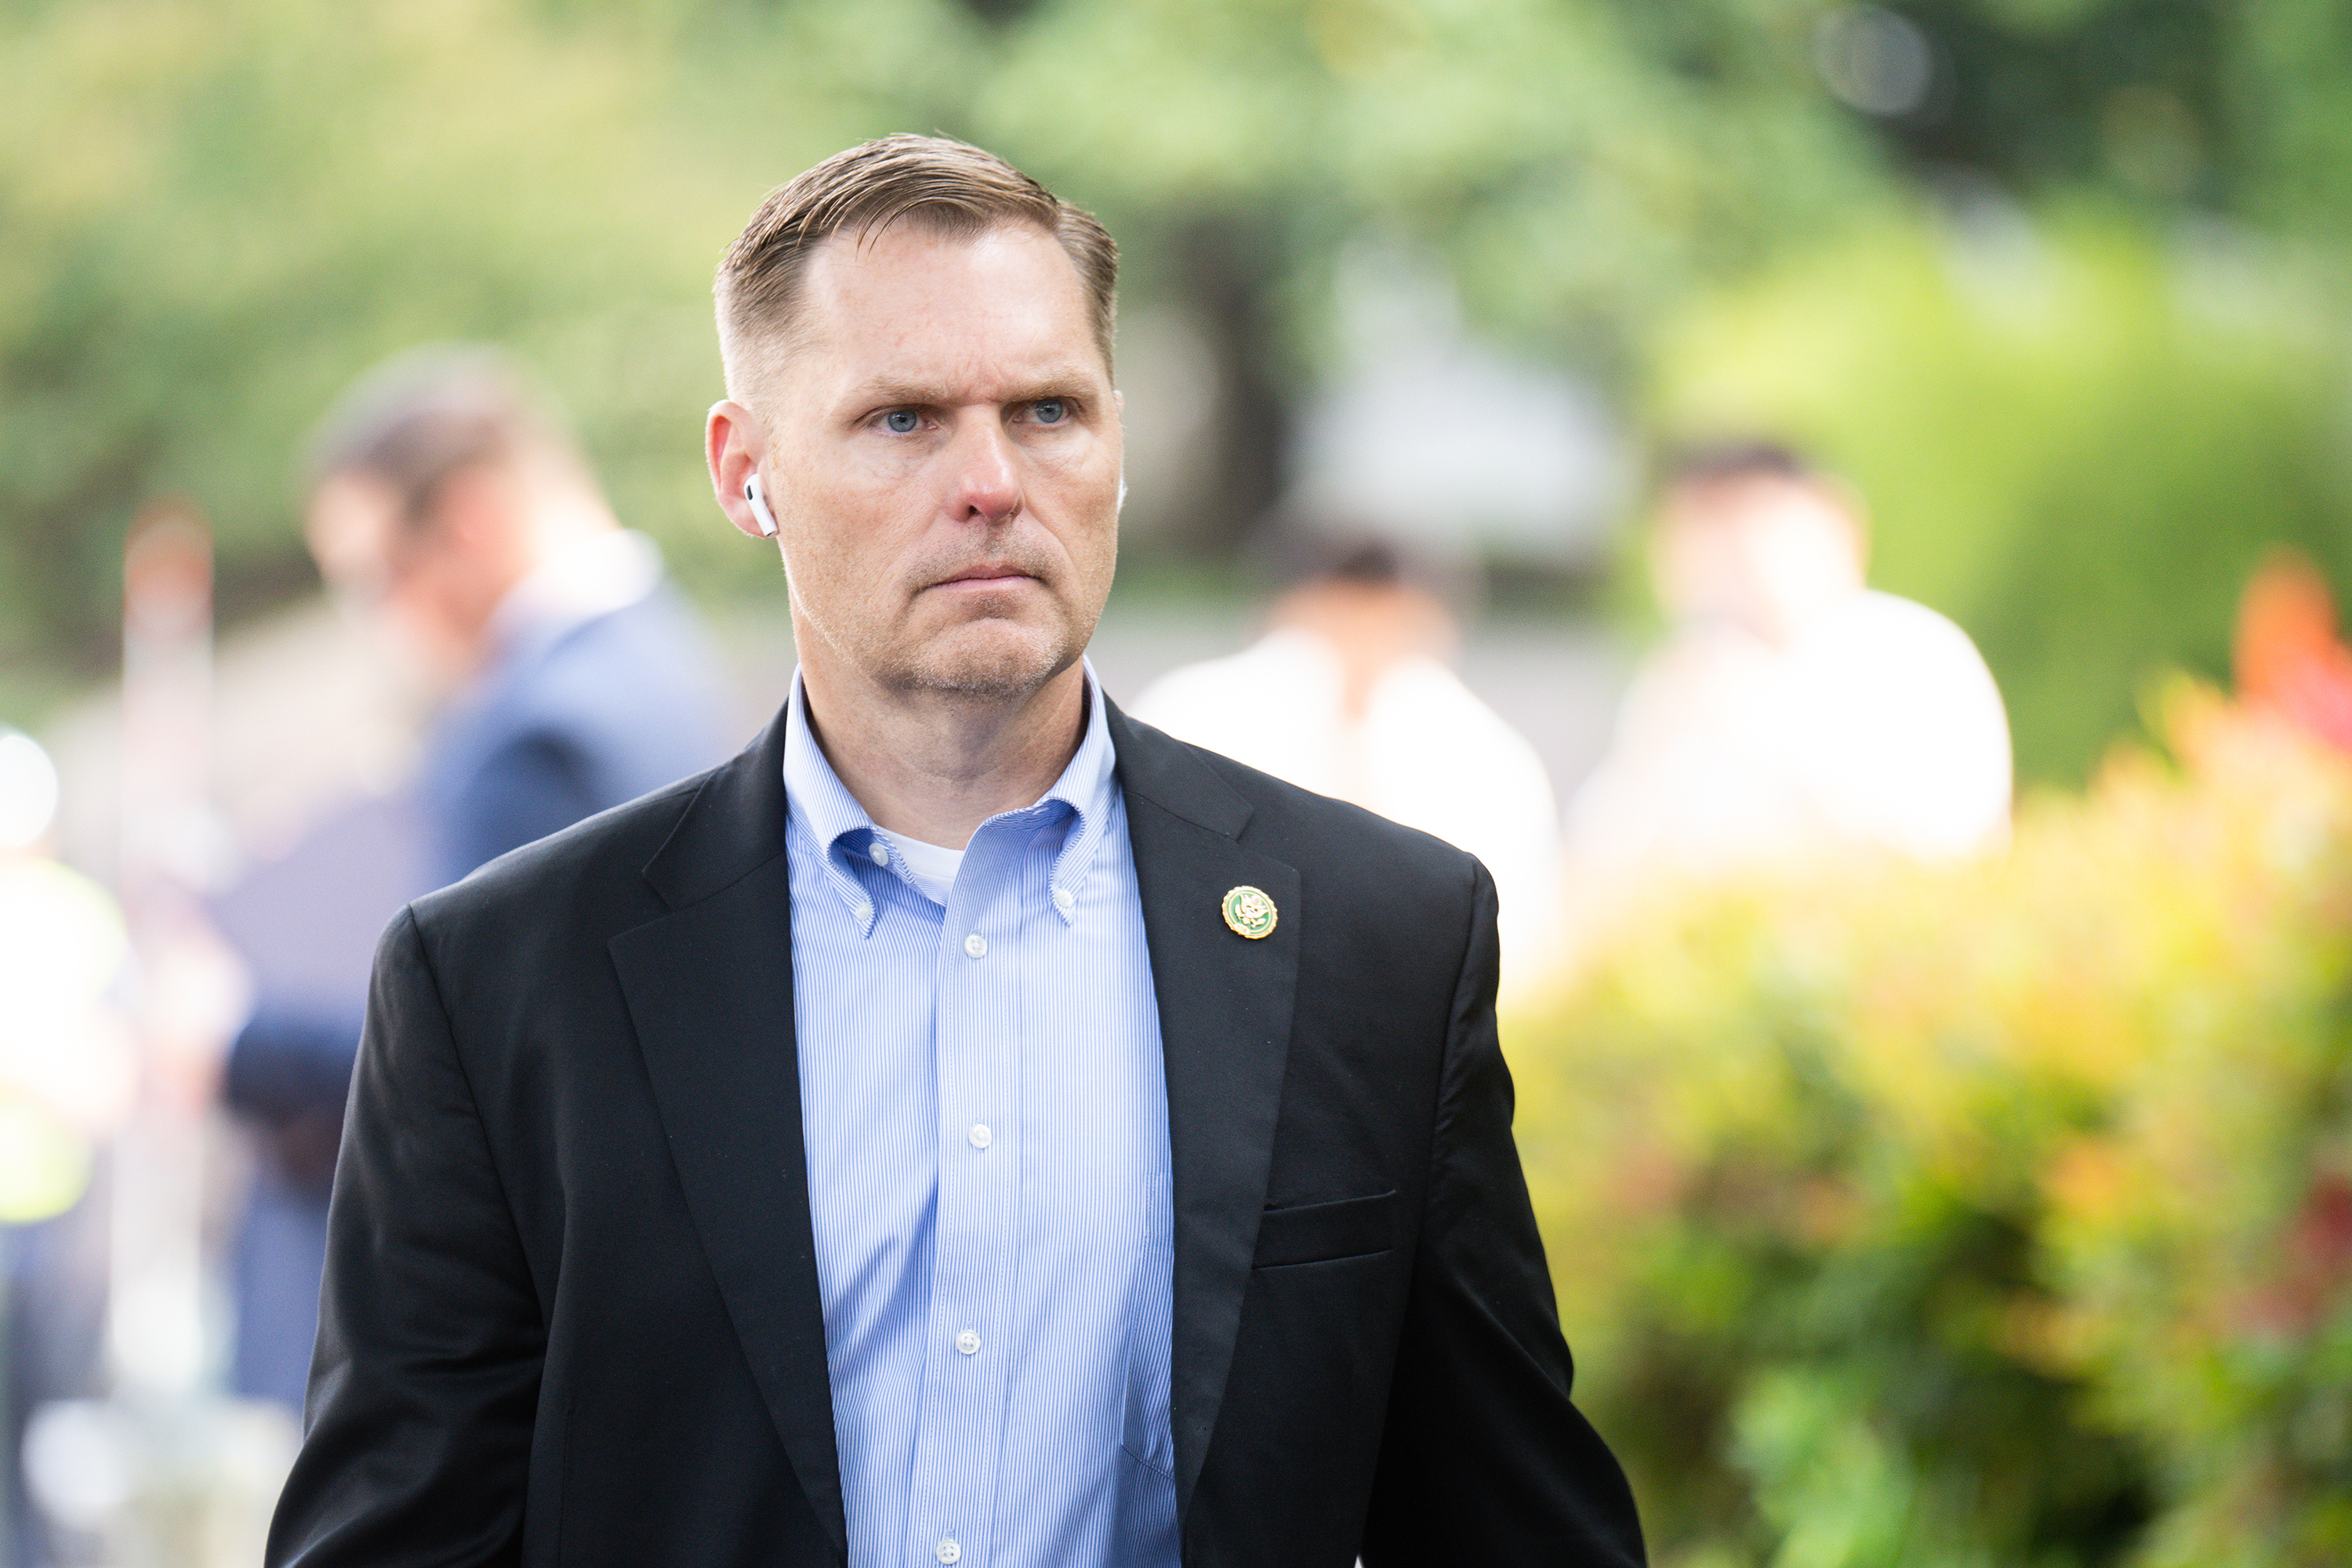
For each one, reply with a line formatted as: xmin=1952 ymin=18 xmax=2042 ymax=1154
xmin=221 ymin=585 xmax=731 ymax=1407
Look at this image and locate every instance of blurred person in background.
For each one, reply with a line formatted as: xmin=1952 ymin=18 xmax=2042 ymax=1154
xmin=1564 ymin=442 xmax=2010 ymax=913
xmin=1133 ymin=538 xmax=1564 ymax=998
xmin=210 ymin=793 xmax=430 ymax=1414
xmin=0 ymin=729 xmax=136 ymax=1566
xmin=212 ymin=347 xmax=731 ymax=1411
xmin=303 ymin=345 xmax=733 ymax=889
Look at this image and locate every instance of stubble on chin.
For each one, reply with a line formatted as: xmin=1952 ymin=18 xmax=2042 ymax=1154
xmin=786 ymin=561 xmax=1067 ymax=704
xmin=884 ymin=611 xmax=1087 ymax=704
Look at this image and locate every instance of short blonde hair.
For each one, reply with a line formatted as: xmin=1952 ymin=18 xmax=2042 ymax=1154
xmin=715 ymin=135 xmax=1119 ymax=401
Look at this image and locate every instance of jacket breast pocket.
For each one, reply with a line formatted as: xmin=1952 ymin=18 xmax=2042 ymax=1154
xmin=1252 ymin=1189 xmax=1397 ymax=1269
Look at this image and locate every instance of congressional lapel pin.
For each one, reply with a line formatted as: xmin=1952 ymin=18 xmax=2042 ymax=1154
xmin=1221 ymin=884 xmax=1278 ymax=940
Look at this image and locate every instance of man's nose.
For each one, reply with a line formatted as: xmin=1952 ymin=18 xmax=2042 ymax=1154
xmin=946 ymin=415 xmax=1023 ymax=524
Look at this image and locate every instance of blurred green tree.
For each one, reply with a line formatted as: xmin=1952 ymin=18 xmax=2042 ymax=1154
xmin=967 ymin=0 xmax=1887 ymax=552
xmin=0 ymin=0 xmax=974 ymax=702
xmin=2 ymin=0 xmax=1893 ymax=707
xmin=1626 ymin=0 xmax=2352 ymax=782
xmin=7 ymin=0 xmax=2352 ymax=784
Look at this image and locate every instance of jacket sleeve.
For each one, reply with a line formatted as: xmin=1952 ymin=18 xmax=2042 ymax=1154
xmin=266 ymin=906 xmax=545 ymax=1568
xmin=1359 ymin=861 xmax=1646 ymax=1566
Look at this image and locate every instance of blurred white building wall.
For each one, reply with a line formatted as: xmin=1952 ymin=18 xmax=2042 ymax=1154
xmin=1284 ymin=241 xmax=1626 ymax=569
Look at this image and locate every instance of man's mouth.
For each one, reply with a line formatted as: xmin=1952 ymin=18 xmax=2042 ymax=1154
xmin=931 ymin=565 xmax=1035 ymax=589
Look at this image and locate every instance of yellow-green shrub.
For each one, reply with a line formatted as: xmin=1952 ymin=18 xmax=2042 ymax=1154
xmin=1511 ymin=683 xmax=2352 ymax=1567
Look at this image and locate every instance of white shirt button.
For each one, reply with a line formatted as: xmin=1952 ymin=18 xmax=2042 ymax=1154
xmin=955 ymin=1329 xmax=982 ymax=1356
xmin=869 ymin=841 xmax=890 ymax=866
xmin=967 ymin=1123 xmax=992 ymax=1149
xmin=936 ymin=1541 xmax=961 ymax=1565
xmin=964 ymin=932 xmax=987 ymax=959
xmin=1052 ymin=887 xmax=1075 ymax=913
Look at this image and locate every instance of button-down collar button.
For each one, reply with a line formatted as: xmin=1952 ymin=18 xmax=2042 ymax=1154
xmin=1052 ymin=887 xmax=1075 ymax=913
xmin=967 ymin=1123 xmax=993 ymax=1149
xmin=964 ymin=932 xmax=987 ymax=959
xmin=936 ymin=1541 xmax=961 ymax=1565
xmin=869 ymin=840 xmax=890 ymax=866
xmin=955 ymin=1329 xmax=982 ymax=1356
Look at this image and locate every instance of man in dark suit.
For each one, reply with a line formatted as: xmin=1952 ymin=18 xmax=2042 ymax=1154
xmin=217 ymin=350 xmax=730 ymax=1409
xmin=267 ymin=138 xmax=1642 ymax=1566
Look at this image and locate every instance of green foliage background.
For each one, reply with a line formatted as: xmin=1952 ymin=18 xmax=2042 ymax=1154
xmin=10 ymin=0 xmax=2350 ymax=782
xmin=1512 ymin=687 xmax=2352 ymax=1566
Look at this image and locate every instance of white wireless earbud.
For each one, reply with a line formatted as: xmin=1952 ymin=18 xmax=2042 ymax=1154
xmin=743 ymin=472 xmax=779 ymax=539
xmin=1118 ymin=473 xmax=1128 ymax=514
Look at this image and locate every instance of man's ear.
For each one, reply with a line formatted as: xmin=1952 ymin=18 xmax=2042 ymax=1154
xmin=706 ymin=401 xmax=774 ymax=543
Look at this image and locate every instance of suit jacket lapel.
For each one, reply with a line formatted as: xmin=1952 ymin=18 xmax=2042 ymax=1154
xmin=607 ymin=712 xmax=848 ymax=1561
xmin=1109 ymin=702 xmax=1301 ymax=1523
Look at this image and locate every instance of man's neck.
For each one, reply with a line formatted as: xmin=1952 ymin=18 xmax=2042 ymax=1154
xmin=798 ymin=658 xmax=1090 ymax=851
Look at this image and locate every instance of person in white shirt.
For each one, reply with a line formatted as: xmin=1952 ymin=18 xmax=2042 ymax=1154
xmin=1134 ymin=540 xmax=1565 ymax=998
xmin=1565 ymin=441 xmax=2012 ymax=899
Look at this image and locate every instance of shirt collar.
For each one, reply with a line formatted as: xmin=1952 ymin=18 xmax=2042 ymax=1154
xmin=782 ymin=661 xmax=1120 ymax=935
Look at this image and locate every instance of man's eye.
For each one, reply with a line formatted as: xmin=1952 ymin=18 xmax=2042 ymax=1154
xmin=883 ymin=409 xmax=920 ymax=434
xmin=1032 ymin=399 xmax=1068 ymax=425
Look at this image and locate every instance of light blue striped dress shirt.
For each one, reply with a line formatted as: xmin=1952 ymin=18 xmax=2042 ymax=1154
xmin=782 ymin=666 xmax=1179 ymax=1568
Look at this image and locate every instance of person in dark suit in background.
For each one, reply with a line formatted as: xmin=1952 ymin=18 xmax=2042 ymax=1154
xmin=215 ymin=349 xmax=731 ymax=1410
xmin=267 ymin=140 xmax=1642 ymax=1566
xmin=302 ymin=346 xmax=735 ymax=887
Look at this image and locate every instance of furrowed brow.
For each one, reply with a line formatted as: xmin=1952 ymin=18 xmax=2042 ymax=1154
xmin=846 ymin=365 xmax=1104 ymax=412
xmin=850 ymin=379 xmax=955 ymax=410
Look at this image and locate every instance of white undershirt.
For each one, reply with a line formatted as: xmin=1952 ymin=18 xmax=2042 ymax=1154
xmin=871 ymin=826 xmax=965 ymax=906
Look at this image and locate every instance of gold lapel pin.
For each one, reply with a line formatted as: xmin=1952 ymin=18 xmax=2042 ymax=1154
xmin=1221 ymin=884 xmax=1278 ymax=940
